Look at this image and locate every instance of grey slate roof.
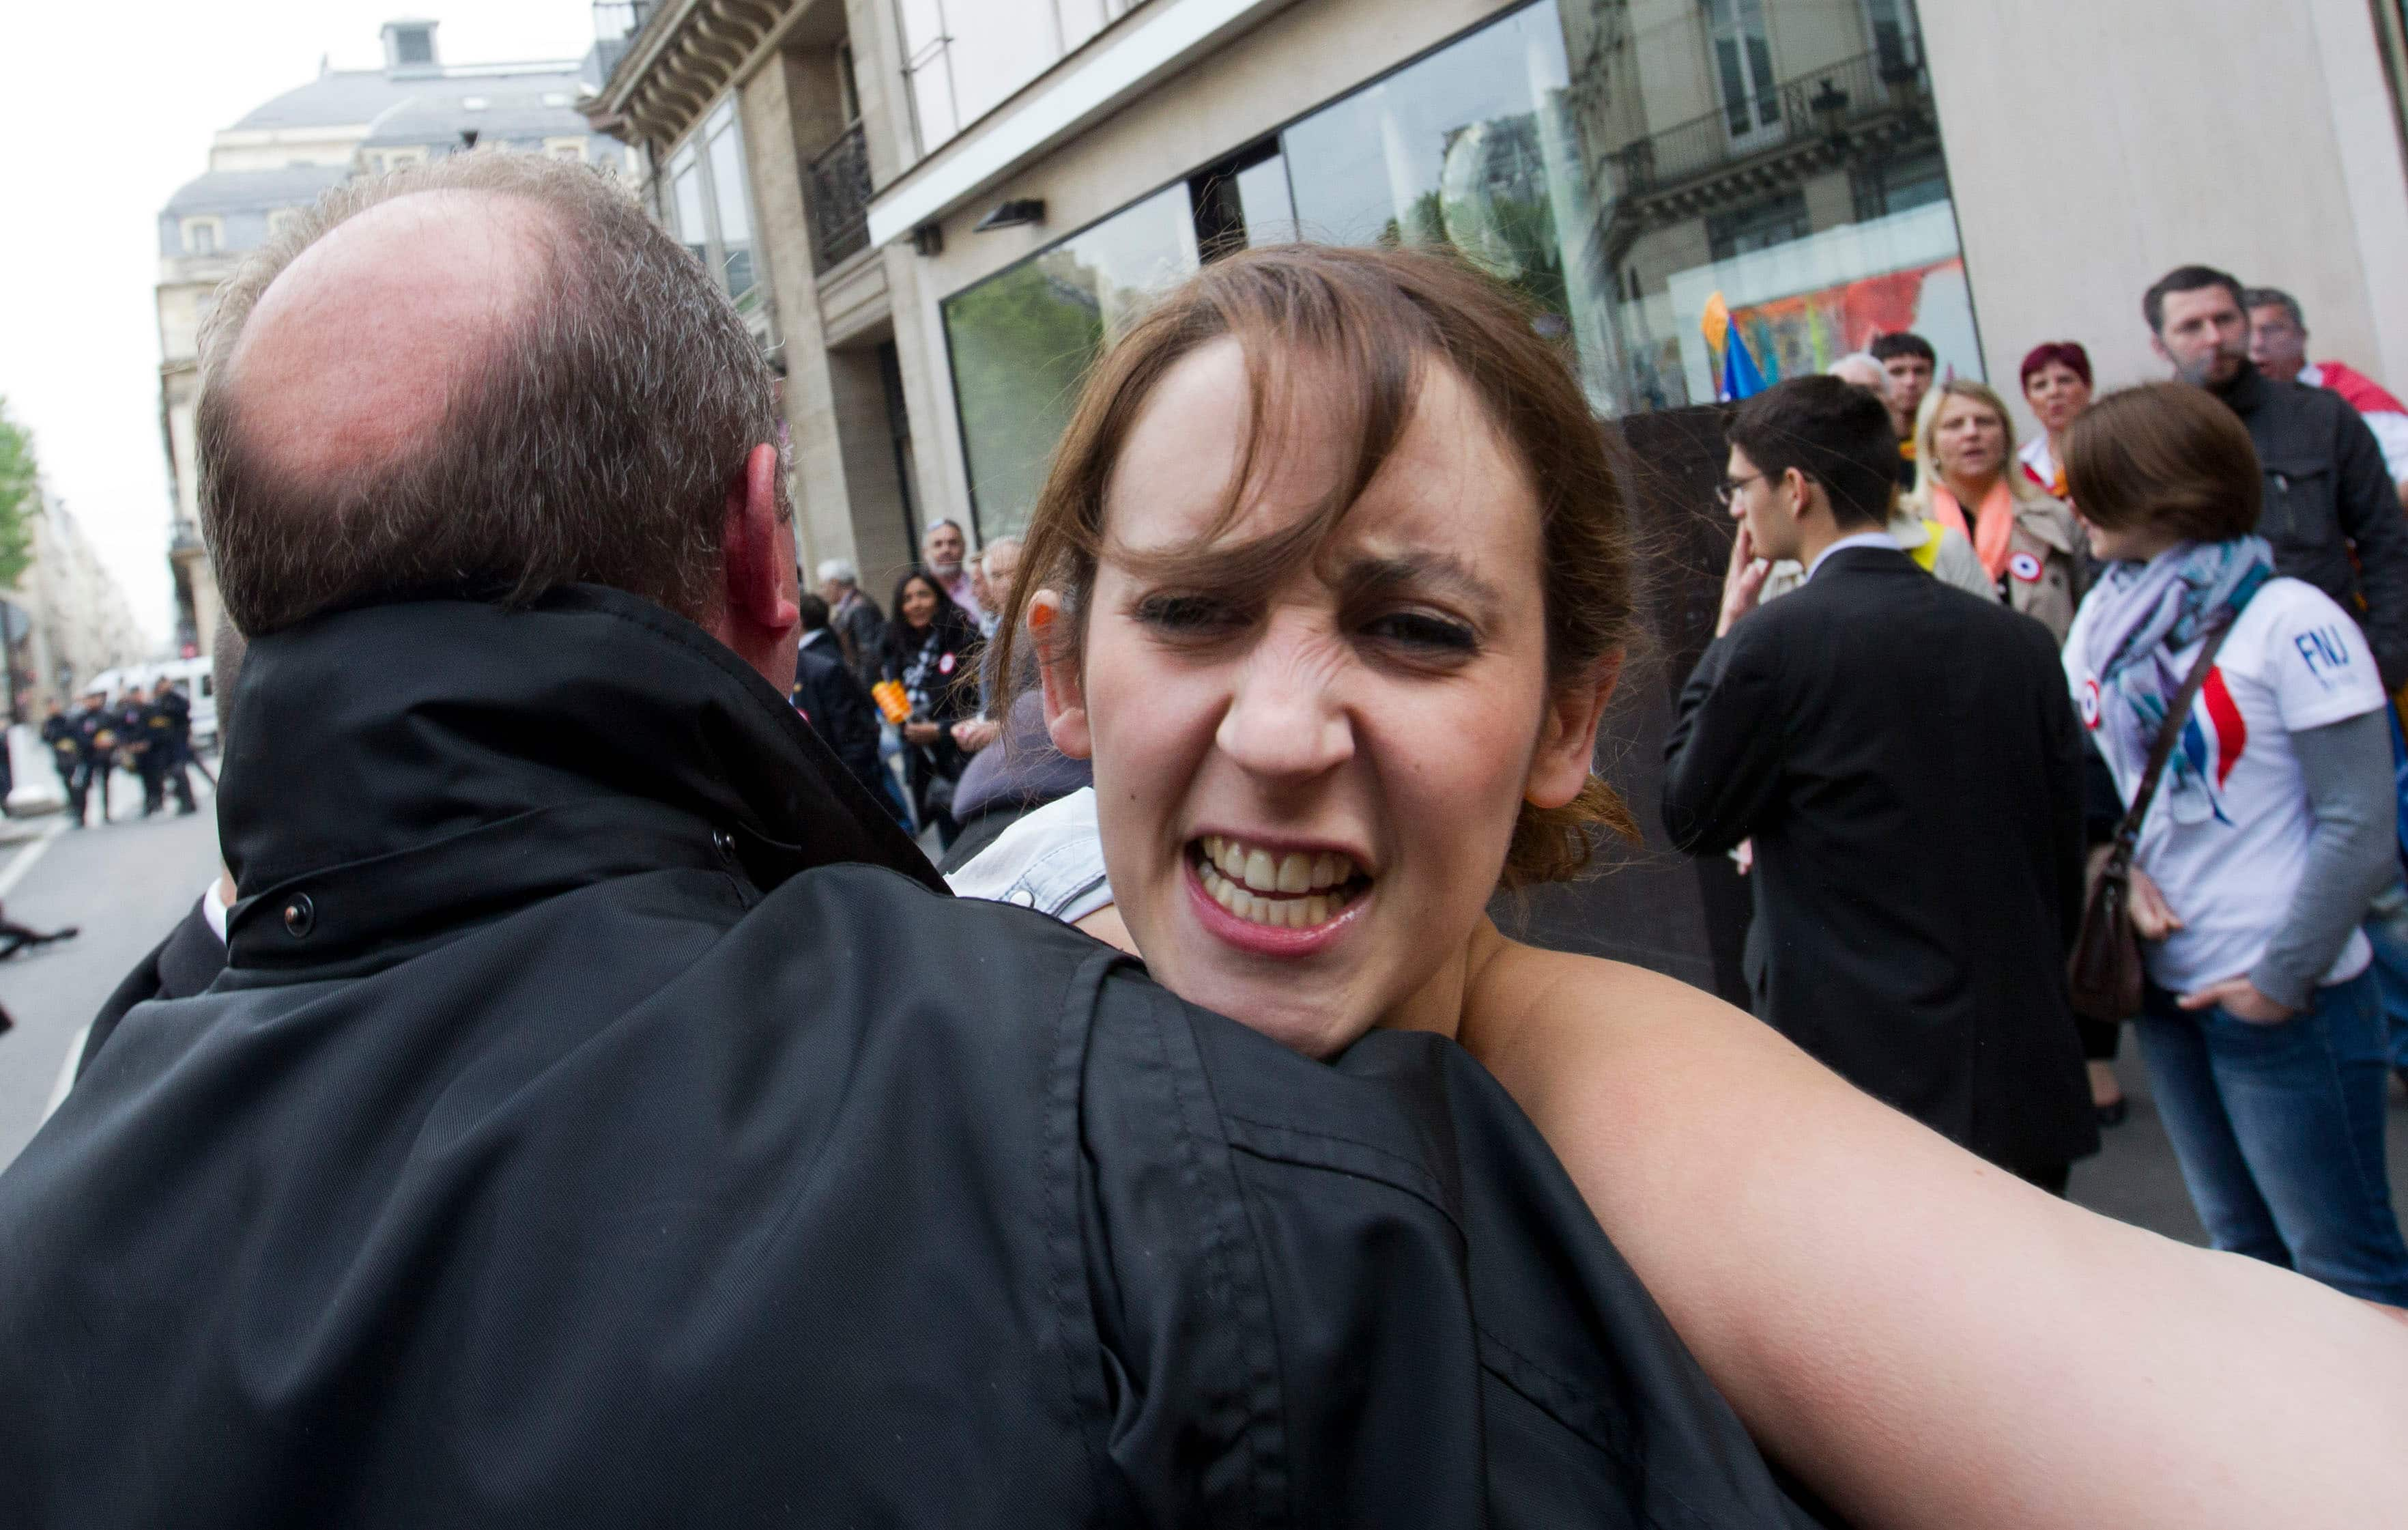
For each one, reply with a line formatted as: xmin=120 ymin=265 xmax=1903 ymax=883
xmin=162 ymin=164 xmax=353 ymax=217
xmin=229 ymin=62 xmax=593 ymax=136
xmin=160 ymin=49 xmax=624 ymax=261
xmin=158 ymin=165 xmax=354 ymax=257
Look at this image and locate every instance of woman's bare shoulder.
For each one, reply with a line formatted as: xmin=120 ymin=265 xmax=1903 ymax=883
xmin=1460 ymin=928 xmax=1794 ymax=1090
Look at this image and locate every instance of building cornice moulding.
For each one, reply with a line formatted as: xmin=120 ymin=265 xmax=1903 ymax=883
xmin=593 ymin=0 xmax=792 ymax=150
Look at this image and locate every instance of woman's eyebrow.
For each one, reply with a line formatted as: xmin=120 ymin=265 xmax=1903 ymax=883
xmin=1334 ymin=552 xmax=1503 ymax=619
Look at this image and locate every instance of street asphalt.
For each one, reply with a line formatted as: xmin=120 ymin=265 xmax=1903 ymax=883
xmin=0 ymin=766 xmax=220 ymax=1169
xmin=0 ymin=778 xmax=2403 ymax=1255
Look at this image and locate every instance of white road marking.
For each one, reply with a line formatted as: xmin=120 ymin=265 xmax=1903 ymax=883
xmin=0 ymin=817 xmax=70 ymax=903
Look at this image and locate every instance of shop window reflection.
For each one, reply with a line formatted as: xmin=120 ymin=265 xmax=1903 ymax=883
xmin=1282 ymin=2 xmax=1616 ymax=408
xmin=934 ymin=0 xmax=1975 ymax=529
xmin=944 ymin=184 xmax=1200 ymax=540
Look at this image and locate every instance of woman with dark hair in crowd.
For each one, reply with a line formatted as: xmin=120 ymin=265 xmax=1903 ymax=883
xmin=956 ymin=242 xmax=2408 ymax=1527
xmin=2064 ymin=380 xmax=2408 ymax=1309
xmin=2018 ymin=341 xmax=2094 ymax=499
xmin=880 ymin=568 xmax=980 ymax=847
xmin=1907 ymin=378 xmax=2088 ymax=644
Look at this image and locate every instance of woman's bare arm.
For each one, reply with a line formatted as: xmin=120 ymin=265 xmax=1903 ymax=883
xmin=1459 ymin=928 xmax=2408 ymax=1529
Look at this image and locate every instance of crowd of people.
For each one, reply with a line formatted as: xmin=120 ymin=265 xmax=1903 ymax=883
xmin=37 ymin=679 xmax=201 ymax=827
xmin=799 ymin=523 xmax=1049 ymax=853
xmin=1667 ymin=261 xmax=2408 ymax=1305
xmin=8 ymin=151 xmax=2408 ymax=1528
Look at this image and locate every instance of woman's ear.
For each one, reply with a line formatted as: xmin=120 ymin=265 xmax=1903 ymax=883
xmin=1524 ymin=649 xmax=1622 ymax=809
xmin=1031 ymin=589 xmax=1092 ymax=761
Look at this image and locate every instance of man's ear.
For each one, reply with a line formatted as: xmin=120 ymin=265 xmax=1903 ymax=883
xmin=2149 ymin=332 xmax=2173 ymax=369
xmin=1029 ymin=589 xmax=1091 ymax=761
xmin=1525 ymin=650 xmax=1621 ymax=810
xmin=715 ymin=442 xmax=801 ymax=690
xmin=721 ymin=442 xmax=798 ymax=632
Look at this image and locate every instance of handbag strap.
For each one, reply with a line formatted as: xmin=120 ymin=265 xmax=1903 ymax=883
xmin=2109 ymin=616 xmax=2241 ymax=855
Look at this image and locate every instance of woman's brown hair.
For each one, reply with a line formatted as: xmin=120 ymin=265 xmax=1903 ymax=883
xmin=991 ymin=242 xmax=1637 ymax=888
xmin=2063 ymin=381 xmax=2263 ymax=540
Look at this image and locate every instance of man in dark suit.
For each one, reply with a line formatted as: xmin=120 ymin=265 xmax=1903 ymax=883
xmin=1663 ymin=376 xmax=2097 ymax=1190
xmin=788 ymin=593 xmax=885 ymax=801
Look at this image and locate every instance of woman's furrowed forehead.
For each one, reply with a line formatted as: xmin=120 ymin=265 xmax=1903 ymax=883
xmin=1101 ymin=339 xmax=1533 ymax=568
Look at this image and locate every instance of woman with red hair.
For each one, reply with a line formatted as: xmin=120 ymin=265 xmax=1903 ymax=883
xmin=2019 ymin=340 xmax=2094 ymax=498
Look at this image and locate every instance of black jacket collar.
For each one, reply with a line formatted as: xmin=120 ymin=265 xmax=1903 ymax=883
xmin=1807 ymin=543 xmax=1917 ymax=581
xmin=220 ymin=586 xmax=941 ymax=974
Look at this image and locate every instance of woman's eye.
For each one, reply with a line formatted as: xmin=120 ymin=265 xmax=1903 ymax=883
xmin=1364 ymin=611 xmax=1478 ymax=655
xmin=1134 ymin=593 xmax=1243 ymax=634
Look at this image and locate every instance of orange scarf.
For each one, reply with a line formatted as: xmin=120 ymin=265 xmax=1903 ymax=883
xmin=1929 ymin=481 xmax=2017 ymax=582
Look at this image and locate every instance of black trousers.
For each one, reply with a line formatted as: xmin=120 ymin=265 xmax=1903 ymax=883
xmin=139 ymin=756 xmax=196 ymax=814
xmin=67 ymin=760 xmax=106 ymax=824
xmin=2077 ymin=1015 xmax=2123 ymax=1062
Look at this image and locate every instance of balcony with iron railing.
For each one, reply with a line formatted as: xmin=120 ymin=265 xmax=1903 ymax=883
xmin=1603 ymin=47 xmax=1930 ymax=230
xmin=807 ymin=121 xmax=873 ymax=270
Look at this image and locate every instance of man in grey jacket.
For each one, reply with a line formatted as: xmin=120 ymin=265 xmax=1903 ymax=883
xmin=2147 ymin=263 xmax=2408 ymax=688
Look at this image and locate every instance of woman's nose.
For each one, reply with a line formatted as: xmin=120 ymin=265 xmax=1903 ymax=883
xmin=1216 ymin=635 xmax=1355 ymax=782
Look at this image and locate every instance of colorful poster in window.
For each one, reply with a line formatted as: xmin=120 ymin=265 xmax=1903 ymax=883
xmin=1723 ymin=256 xmax=1967 ymax=388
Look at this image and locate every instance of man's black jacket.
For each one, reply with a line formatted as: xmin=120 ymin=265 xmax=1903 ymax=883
xmin=0 ymin=588 xmax=1816 ymax=1529
xmin=2217 ymin=360 xmax=2408 ymax=688
xmin=1662 ymin=548 xmax=2097 ymax=1176
xmin=158 ymin=685 xmax=194 ymax=750
xmin=76 ymin=892 xmax=225 ymax=1078
xmin=789 ymin=628 xmax=884 ymax=799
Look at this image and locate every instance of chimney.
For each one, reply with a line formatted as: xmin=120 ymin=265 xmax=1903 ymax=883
xmin=381 ymin=19 xmax=440 ymax=76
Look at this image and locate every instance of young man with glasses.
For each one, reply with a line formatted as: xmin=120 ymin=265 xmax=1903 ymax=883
xmin=1664 ymin=376 xmax=2098 ymax=1191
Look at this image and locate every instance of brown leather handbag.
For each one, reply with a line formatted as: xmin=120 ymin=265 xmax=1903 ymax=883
xmin=2067 ymin=619 xmax=2238 ymax=1023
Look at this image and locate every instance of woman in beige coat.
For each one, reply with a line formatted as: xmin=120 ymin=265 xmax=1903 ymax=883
xmin=1907 ymin=378 xmax=2088 ymax=644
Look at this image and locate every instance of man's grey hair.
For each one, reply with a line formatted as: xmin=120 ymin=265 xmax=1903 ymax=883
xmin=923 ymin=519 xmax=964 ymax=541
xmin=977 ymin=536 xmax=1022 ymax=572
xmin=1826 ymin=352 xmax=1886 ymax=390
xmin=2241 ymin=286 xmax=2306 ymax=333
xmin=816 ymin=558 xmax=859 ymax=587
xmin=196 ymin=153 xmax=782 ymax=636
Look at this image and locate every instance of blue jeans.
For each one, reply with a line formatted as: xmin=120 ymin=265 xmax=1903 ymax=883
xmin=2362 ymin=880 xmax=2408 ymax=1070
xmin=2136 ymin=969 xmax=2408 ymax=1305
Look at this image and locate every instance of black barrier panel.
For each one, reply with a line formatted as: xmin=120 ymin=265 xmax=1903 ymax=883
xmin=1489 ymin=404 xmax=1755 ymax=1010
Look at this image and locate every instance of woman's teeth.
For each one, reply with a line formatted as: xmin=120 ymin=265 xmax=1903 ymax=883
xmin=1195 ymin=836 xmax=1364 ymax=929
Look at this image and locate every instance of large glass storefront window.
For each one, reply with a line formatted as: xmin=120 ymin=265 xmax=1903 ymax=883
xmin=940 ymin=0 xmax=1973 ymax=532
xmin=945 ymin=184 xmax=1201 ymax=537
xmin=1562 ymin=0 xmax=1977 ymax=410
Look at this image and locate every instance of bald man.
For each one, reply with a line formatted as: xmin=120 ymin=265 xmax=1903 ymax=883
xmin=0 ymin=156 xmax=1807 ymax=1529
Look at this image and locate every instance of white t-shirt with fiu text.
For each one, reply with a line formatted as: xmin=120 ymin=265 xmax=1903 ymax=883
xmin=2063 ymin=577 xmax=2385 ymax=994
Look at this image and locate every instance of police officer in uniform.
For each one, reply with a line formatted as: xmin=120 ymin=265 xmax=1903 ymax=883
xmin=135 ymin=681 xmax=197 ymax=816
xmin=162 ymin=681 xmax=200 ymax=809
xmin=70 ymin=691 xmax=116 ymax=827
xmin=40 ymin=700 xmax=81 ymax=821
xmin=115 ymin=689 xmax=156 ymax=816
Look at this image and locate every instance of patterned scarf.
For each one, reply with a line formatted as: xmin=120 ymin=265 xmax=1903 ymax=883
xmin=2085 ymin=537 xmax=2274 ymax=819
xmin=901 ymin=629 xmax=943 ymax=718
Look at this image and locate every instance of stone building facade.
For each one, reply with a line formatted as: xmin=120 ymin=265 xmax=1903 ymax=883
xmin=588 ymin=0 xmax=2408 ymax=586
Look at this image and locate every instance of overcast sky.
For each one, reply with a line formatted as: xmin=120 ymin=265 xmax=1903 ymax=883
xmin=0 ymin=2 xmax=599 ymax=647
